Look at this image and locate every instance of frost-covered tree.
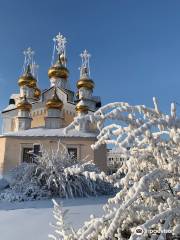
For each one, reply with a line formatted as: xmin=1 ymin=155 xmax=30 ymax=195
xmin=50 ymin=98 xmax=180 ymax=240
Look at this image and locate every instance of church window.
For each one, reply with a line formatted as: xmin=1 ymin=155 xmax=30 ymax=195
xmin=33 ymin=144 xmax=41 ymax=156
xmin=67 ymin=147 xmax=77 ymax=160
xmin=11 ymin=119 xmax=15 ymax=131
xmin=9 ymin=98 xmax=15 ymax=105
xmin=22 ymin=148 xmax=33 ymax=163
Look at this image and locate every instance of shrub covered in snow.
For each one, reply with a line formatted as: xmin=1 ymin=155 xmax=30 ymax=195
xmin=0 ymin=163 xmax=50 ymax=201
xmin=33 ymin=142 xmax=115 ymax=198
xmin=50 ymin=99 xmax=180 ymax=240
xmin=0 ymin=142 xmax=116 ymax=202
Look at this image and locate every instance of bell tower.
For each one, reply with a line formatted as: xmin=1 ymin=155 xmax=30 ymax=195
xmin=76 ymin=50 xmax=100 ymax=111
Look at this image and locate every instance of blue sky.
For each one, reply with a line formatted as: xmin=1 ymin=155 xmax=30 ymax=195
xmin=1 ymin=0 xmax=180 ymax=116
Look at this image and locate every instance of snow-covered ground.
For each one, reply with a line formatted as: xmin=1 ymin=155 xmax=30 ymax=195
xmin=0 ymin=196 xmax=108 ymax=240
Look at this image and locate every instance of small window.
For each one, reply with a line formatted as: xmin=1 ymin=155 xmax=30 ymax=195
xmin=11 ymin=119 xmax=15 ymax=131
xmin=23 ymin=148 xmax=33 ymax=163
xmin=9 ymin=98 xmax=15 ymax=105
xmin=96 ymin=102 xmax=101 ymax=108
xmin=68 ymin=148 xmax=77 ymax=160
xmin=33 ymin=144 xmax=41 ymax=155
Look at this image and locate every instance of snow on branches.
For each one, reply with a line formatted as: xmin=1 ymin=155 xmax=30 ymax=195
xmin=0 ymin=142 xmax=115 ymax=202
xmin=34 ymin=141 xmax=115 ymax=198
xmin=58 ymin=98 xmax=180 ymax=239
xmin=48 ymin=199 xmax=75 ymax=240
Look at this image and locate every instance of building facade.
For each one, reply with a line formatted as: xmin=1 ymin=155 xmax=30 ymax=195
xmin=0 ymin=33 xmax=107 ymax=174
xmin=107 ymin=148 xmax=126 ymax=174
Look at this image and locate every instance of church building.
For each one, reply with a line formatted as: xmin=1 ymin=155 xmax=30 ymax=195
xmin=0 ymin=33 xmax=107 ymax=174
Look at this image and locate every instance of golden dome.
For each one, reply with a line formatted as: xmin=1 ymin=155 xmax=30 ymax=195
xmin=18 ymin=65 xmax=37 ymax=88
xmin=34 ymin=87 xmax=41 ymax=99
xmin=46 ymin=88 xmax=63 ymax=110
xmin=16 ymin=95 xmax=32 ymax=111
xmin=48 ymin=65 xmax=69 ymax=79
xmin=48 ymin=54 xmax=69 ymax=79
xmin=28 ymin=78 xmax=37 ymax=88
xmin=77 ymin=78 xmax=94 ymax=90
xmin=75 ymin=104 xmax=88 ymax=114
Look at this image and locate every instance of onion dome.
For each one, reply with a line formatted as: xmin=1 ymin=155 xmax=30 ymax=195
xmin=18 ymin=65 xmax=37 ymax=88
xmin=75 ymin=100 xmax=88 ymax=114
xmin=34 ymin=87 xmax=41 ymax=99
xmin=46 ymin=88 xmax=63 ymax=110
xmin=48 ymin=54 xmax=69 ymax=79
xmin=77 ymin=67 xmax=94 ymax=90
xmin=77 ymin=77 xmax=94 ymax=90
xmin=16 ymin=95 xmax=32 ymax=111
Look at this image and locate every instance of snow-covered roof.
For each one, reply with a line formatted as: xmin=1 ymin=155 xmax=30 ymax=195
xmin=10 ymin=93 xmax=20 ymax=99
xmin=2 ymin=93 xmax=20 ymax=113
xmin=2 ymin=104 xmax=17 ymax=112
xmin=1 ymin=127 xmax=98 ymax=138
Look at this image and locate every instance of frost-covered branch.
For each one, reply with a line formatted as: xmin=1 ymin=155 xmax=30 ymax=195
xmin=58 ymin=98 xmax=180 ymax=239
